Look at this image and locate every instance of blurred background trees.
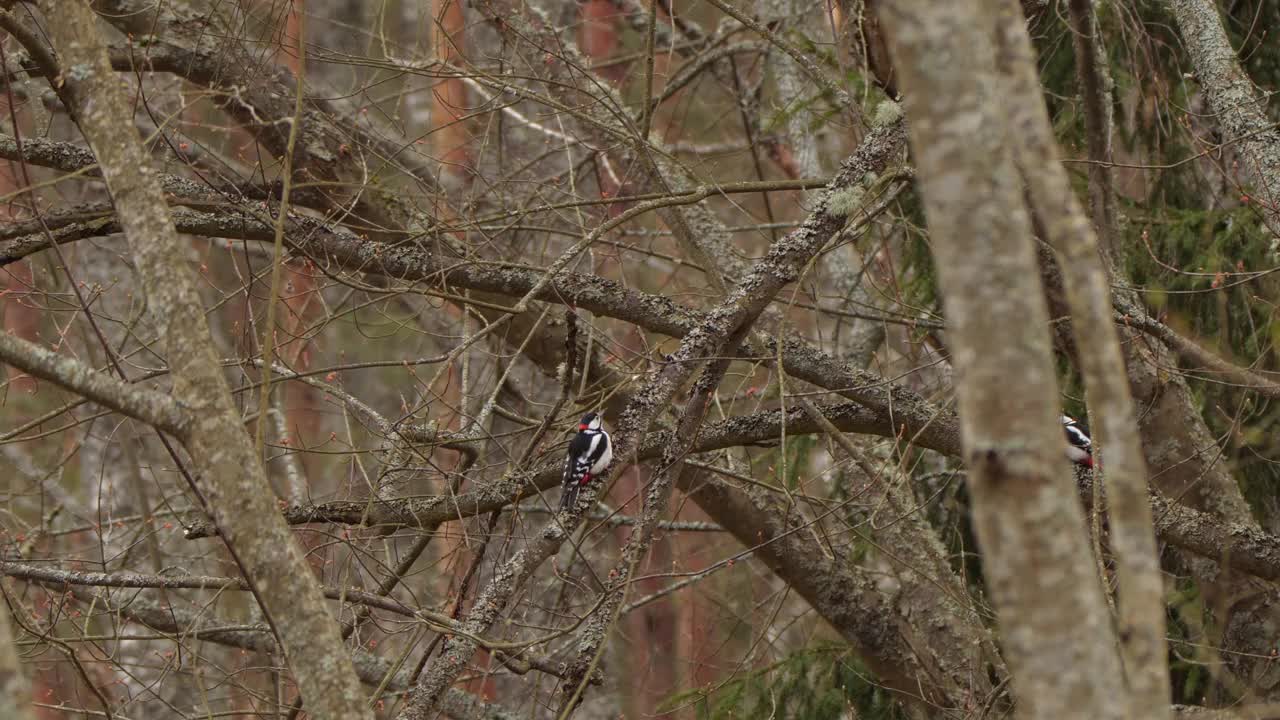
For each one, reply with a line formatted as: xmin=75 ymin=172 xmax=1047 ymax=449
xmin=3 ymin=0 xmax=1280 ymax=718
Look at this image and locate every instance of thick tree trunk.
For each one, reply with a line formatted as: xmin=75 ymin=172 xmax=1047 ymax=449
xmin=37 ymin=3 xmax=372 ymax=718
xmin=877 ymin=1 xmax=1129 ymax=718
xmin=992 ymin=1 xmax=1171 ymax=715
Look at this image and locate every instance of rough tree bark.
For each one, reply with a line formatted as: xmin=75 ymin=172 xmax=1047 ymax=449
xmin=877 ymin=1 xmax=1130 ymax=718
xmin=33 ymin=2 xmax=372 ymax=718
xmin=1167 ymin=0 xmax=1280 ymax=231
xmin=994 ymin=1 xmax=1171 ymax=715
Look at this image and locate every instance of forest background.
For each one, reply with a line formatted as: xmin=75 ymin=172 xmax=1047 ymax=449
xmin=3 ymin=1 xmax=1280 ymax=719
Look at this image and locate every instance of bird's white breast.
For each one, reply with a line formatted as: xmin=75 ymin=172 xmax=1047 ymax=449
xmin=589 ymin=431 xmax=612 ymax=474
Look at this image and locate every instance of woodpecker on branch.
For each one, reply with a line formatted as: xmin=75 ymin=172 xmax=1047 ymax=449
xmin=1061 ymin=415 xmax=1095 ymax=468
xmin=559 ymin=412 xmax=613 ymax=511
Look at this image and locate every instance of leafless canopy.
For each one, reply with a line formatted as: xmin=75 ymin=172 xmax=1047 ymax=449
xmin=2 ymin=1 xmax=1280 ymax=719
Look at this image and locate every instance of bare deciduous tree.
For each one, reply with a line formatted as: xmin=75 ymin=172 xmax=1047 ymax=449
xmin=2 ymin=1 xmax=1280 ymax=719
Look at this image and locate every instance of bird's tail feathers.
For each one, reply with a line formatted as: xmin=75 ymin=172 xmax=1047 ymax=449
xmin=559 ymin=482 xmax=580 ymax=511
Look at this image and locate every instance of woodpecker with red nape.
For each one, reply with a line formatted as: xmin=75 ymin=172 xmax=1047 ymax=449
xmin=1061 ymin=415 xmax=1095 ymax=468
xmin=559 ymin=412 xmax=613 ymax=511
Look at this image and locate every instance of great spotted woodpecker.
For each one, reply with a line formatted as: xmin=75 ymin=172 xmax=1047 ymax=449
xmin=559 ymin=412 xmax=613 ymax=511
xmin=1061 ymin=415 xmax=1094 ymax=468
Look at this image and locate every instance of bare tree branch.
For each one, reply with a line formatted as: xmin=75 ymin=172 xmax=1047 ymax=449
xmin=33 ymin=3 xmax=373 ymax=716
xmin=0 ymin=330 xmax=189 ymax=436
xmin=0 ymin=589 xmax=35 ymax=720
xmin=39 ymin=584 xmax=517 ymax=720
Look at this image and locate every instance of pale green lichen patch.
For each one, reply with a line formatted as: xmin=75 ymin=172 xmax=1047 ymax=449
xmin=825 ymin=186 xmax=866 ymax=218
xmin=874 ymin=99 xmax=903 ymax=127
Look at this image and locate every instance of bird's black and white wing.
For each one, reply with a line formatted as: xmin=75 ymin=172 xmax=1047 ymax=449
xmin=560 ymin=430 xmax=610 ymax=510
xmin=1061 ymin=415 xmax=1094 ymax=467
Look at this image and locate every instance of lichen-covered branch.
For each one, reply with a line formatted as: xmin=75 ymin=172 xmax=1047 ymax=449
xmin=1071 ymin=475 xmax=1280 ymax=585
xmin=397 ymin=105 xmax=909 ymax=718
xmin=0 ymin=329 xmax=189 ymax=436
xmin=35 ymin=3 xmax=372 ymax=717
xmin=1167 ymin=0 xmax=1280 ymax=229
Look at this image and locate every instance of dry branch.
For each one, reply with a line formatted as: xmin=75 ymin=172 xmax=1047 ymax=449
xmin=0 ymin=330 xmax=189 ymax=436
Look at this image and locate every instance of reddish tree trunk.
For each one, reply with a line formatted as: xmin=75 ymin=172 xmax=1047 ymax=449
xmin=432 ymin=0 xmax=471 ymax=179
xmin=581 ymin=1 xmax=625 ymax=84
